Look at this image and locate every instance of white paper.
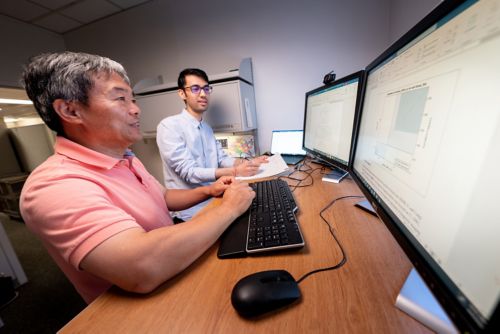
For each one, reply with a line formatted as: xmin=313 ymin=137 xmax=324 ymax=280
xmin=236 ymin=154 xmax=289 ymax=181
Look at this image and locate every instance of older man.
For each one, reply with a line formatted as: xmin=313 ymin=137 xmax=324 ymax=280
xmin=20 ymin=52 xmax=254 ymax=303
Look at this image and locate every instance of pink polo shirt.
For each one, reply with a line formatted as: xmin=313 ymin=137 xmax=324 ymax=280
xmin=20 ymin=136 xmax=174 ymax=303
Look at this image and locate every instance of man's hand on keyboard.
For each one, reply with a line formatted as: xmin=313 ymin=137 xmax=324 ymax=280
xmin=208 ymin=176 xmax=234 ymax=197
xmin=220 ymin=181 xmax=256 ymax=218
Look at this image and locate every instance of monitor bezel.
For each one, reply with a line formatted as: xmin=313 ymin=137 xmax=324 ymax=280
xmin=349 ymin=0 xmax=499 ymax=332
xmin=302 ymin=70 xmax=365 ymax=172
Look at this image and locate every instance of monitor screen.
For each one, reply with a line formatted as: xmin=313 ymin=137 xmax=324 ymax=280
xmin=351 ymin=0 xmax=500 ymax=331
xmin=271 ymin=130 xmax=307 ymax=155
xmin=303 ymin=71 xmax=364 ymax=171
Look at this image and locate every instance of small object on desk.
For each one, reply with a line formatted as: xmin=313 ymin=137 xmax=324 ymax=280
xmin=321 ymin=168 xmax=348 ymax=183
xmin=231 ymin=270 xmax=301 ymax=318
xmin=262 ymin=151 xmax=272 ymax=156
xmin=354 ymin=199 xmax=377 ymax=216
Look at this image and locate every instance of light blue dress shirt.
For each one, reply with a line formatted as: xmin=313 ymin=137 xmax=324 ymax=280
xmin=156 ymin=109 xmax=235 ymax=220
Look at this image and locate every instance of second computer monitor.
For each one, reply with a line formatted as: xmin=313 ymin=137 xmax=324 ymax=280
xmin=302 ymin=71 xmax=364 ymax=182
xmin=350 ymin=0 xmax=500 ymax=331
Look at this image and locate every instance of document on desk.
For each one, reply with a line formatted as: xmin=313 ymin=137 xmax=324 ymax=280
xmin=236 ymin=154 xmax=289 ymax=181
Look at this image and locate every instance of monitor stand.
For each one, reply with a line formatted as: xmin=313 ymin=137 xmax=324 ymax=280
xmin=321 ymin=167 xmax=348 ymax=183
xmin=395 ymin=269 xmax=458 ymax=334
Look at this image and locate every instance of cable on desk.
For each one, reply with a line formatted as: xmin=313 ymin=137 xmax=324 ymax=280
xmin=296 ymin=195 xmax=365 ymax=284
xmin=279 ymin=157 xmax=326 ymax=191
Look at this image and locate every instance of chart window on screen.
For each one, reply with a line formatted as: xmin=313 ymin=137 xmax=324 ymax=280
xmin=352 ymin=0 xmax=500 ymax=331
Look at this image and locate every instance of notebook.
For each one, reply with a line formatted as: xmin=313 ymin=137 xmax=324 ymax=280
xmin=270 ymin=130 xmax=306 ymax=165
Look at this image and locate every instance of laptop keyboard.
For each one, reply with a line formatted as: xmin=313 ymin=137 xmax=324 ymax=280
xmin=246 ymin=179 xmax=305 ymax=253
xmin=281 ymin=154 xmax=305 ymax=165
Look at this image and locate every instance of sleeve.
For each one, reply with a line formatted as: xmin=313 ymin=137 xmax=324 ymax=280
xmin=156 ymin=119 xmax=216 ymax=183
xmin=20 ymin=175 xmax=142 ymax=270
xmin=216 ymin=138 xmax=236 ymax=168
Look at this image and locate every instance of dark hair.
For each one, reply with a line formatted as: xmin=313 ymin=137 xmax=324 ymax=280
xmin=177 ymin=68 xmax=209 ymax=89
xmin=22 ymin=51 xmax=130 ymax=136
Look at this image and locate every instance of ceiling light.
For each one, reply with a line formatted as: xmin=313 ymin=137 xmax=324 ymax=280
xmin=3 ymin=117 xmax=19 ymax=123
xmin=0 ymin=98 xmax=33 ymax=105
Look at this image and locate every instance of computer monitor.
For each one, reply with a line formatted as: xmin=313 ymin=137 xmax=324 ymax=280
xmin=271 ymin=130 xmax=307 ymax=165
xmin=350 ymin=0 xmax=500 ymax=332
xmin=271 ymin=130 xmax=306 ymax=155
xmin=302 ymin=71 xmax=364 ymax=182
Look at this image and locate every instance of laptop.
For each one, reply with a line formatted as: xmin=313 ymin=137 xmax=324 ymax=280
xmin=270 ymin=130 xmax=306 ymax=165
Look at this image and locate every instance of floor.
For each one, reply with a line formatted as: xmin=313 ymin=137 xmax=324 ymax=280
xmin=0 ymin=213 xmax=86 ymax=334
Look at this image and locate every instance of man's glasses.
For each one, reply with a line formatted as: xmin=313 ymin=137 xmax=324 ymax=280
xmin=184 ymin=85 xmax=213 ymax=95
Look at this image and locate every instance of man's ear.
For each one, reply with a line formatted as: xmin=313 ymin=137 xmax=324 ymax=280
xmin=178 ymin=88 xmax=187 ymax=102
xmin=52 ymin=99 xmax=83 ymax=124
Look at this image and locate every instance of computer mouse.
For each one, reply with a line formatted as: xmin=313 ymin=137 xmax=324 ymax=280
xmin=231 ymin=270 xmax=301 ymax=318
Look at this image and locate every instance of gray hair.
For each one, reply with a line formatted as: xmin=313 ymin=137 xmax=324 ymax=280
xmin=22 ymin=51 xmax=130 ymax=136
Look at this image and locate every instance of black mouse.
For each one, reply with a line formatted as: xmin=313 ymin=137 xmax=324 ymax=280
xmin=231 ymin=270 xmax=301 ymax=318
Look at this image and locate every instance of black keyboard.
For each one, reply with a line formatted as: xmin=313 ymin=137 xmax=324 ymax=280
xmin=246 ymin=179 xmax=305 ymax=253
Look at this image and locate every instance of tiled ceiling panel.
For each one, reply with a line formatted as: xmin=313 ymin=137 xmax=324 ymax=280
xmin=60 ymin=0 xmax=121 ymax=24
xmin=0 ymin=0 xmax=152 ymax=34
xmin=30 ymin=0 xmax=78 ymax=10
xmin=33 ymin=12 xmax=82 ymax=34
xmin=0 ymin=0 xmax=49 ymax=21
xmin=109 ymin=0 xmax=151 ymax=9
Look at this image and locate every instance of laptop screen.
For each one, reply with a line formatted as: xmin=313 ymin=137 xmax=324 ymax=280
xmin=271 ymin=130 xmax=306 ymax=155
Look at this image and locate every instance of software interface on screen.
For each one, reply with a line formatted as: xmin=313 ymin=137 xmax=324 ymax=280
xmin=271 ymin=130 xmax=307 ymax=155
xmin=304 ymin=78 xmax=359 ymax=166
xmin=353 ymin=0 xmax=500 ymax=323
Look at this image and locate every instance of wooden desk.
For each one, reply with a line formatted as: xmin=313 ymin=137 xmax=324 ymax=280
xmin=60 ymin=166 xmax=431 ymax=333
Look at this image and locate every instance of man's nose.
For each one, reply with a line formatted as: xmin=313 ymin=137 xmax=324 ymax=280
xmin=131 ymin=102 xmax=141 ymax=115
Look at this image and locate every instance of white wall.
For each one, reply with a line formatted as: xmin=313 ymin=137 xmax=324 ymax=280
xmin=0 ymin=0 xmax=441 ymax=177
xmin=64 ymin=0 xmax=391 ymax=152
xmin=388 ymin=0 xmax=441 ymax=45
xmin=0 ymin=15 xmax=65 ymax=88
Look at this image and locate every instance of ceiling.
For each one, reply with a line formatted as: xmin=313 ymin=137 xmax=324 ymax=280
xmin=0 ymin=0 xmax=152 ymax=35
xmin=0 ymin=0 xmax=153 ymax=125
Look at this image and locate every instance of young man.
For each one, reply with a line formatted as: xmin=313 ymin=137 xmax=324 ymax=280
xmin=156 ymin=68 xmax=267 ymax=221
xmin=20 ymin=52 xmax=255 ymax=304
